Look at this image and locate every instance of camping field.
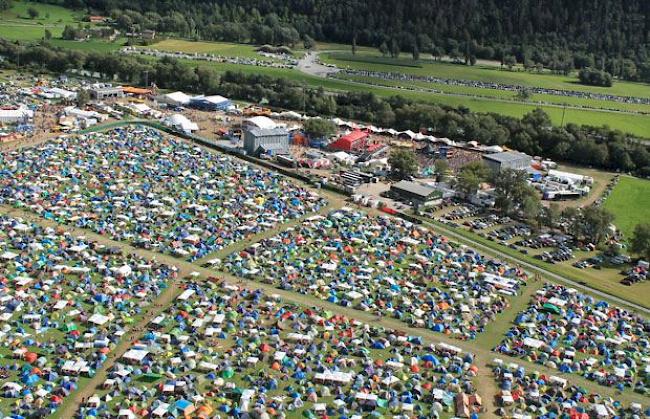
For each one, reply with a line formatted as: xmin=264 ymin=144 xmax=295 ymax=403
xmin=604 ymin=176 xmax=650 ymax=239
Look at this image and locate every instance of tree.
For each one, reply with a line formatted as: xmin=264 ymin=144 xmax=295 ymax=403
xmin=455 ymin=161 xmax=490 ymax=196
xmin=522 ymin=194 xmax=542 ymax=227
xmin=62 ymin=25 xmax=79 ymax=40
xmin=433 ymin=159 xmax=449 ymax=181
xmin=303 ymin=35 xmax=315 ymax=50
xmin=390 ymin=39 xmax=400 ymax=58
xmin=503 ymin=55 xmax=516 ymax=69
xmin=76 ymin=89 xmax=90 ymax=107
xmin=570 ymin=206 xmax=614 ymax=245
xmin=630 ymin=223 xmax=650 ymax=261
xmin=388 ymin=149 xmax=419 ymax=179
xmin=516 ymin=88 xmax=532 ymax=101
xmin=493 ymin=168 xmax=537 ymax=216
xmin=412 ymin=44 xmax=419 ymax=61
xmin=44 ymin=29 xmax=52 ymax=40
xmin=27 ymin=7 xmax=39 ymax=19
xmin=578 ymin=68 xmax=613 ymax=87
xmin=378 ymin=41 xmax=389 ymax=57
xmin=541 ymin=203 xmax=561 ymax=228
xmin=302 ymin=118 xmax=336 ymax=139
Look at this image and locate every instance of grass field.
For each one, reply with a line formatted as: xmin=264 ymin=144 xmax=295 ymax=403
xmin=139 ymin=38 xmax=275 ymax=59
xmin=0 ymin=0 xmax=85 ymax=40
xmin=323 ymin=52 xmax=650 ymax=99
xmin=174 ymin=58 xmax=650 ymax=136
xmin=338 ymin=74 xmax=650 ymax=114
xmin=604 ymin=176 xmax=650 ymax=238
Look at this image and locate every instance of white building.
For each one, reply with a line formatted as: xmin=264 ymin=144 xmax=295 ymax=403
xmin=0 ymin=107 xmax=34 ymax=124
xmin=243 ymin=116 xmax=277 ymax=130
xmin=158 ymin=91 xmax=191 ymax=107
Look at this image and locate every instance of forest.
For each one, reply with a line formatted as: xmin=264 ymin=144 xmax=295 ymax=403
xmin=38 ymin=0 xmax=650 ymax=82
xmin=1 ymin=39 xmax=648 ymax=176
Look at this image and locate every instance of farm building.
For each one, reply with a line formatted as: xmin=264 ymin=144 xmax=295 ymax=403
xmin=190 ymin=95 xmax=232 ymax=111
xmin=389 ymin=181 xmax=442 ymax=207
xmin=329 ymin=130 xmax=369 ymax=152
xmin=244 ymin=127 xmax=289 ymax=156
xmin=483 ymin=151 xmax=532 ymax=172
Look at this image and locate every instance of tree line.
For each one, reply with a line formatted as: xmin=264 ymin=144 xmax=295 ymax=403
xmin=35 ymin=0 xmax=650 ymax=83
xmin=1 ymin=39 xmax=648 ymax=176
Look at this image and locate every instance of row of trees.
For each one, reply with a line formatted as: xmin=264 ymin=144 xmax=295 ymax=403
xmin=2 ymin=39 xmax=649 ymax=175
xmin=36 ymin=0 xmax=650 ymax=82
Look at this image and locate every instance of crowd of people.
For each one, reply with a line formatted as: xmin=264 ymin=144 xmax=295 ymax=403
xmin=0 ymin=215 xmax=178 ymax=417
xmin=77 ymin=280 xmax=482 ymax=418
xmin=494 ymin=284 xmax=650 ymax=393
xmin=223 ymin=208 xmax=528 ymax=340
xmin=0 ymin=126 xmax=326 ymax=262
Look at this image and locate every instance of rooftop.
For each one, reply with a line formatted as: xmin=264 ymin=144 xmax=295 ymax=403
xmin=248 ymin=127 xmax=288 ymax=137
xmin=391 ymin=181 xmax=438 ymax=198
xmin=483 ymin=151 xmax=531 ymax=163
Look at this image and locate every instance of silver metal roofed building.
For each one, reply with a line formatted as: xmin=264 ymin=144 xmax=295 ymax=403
xmin=389 ymin=181 xmax=442 ymax=207
xmin=243 ymin=127 xmax=289 ymax=157
xmin=482 ymin=151 xmax=532 ymax=172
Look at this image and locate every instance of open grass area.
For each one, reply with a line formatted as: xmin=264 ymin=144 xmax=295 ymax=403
xmin=604 ymin=176 xmax=650 ymax=238
xmin=338 ymin=74 xmax=650 ymax=114
xmin=140 ymin=38 xmax=273 ymax=59
xmin=322 ymin=52 xmax=650 ymax=99
xmin=49 ymin=38 xmax=127 ymax=53
xmin=0 ymin=0 xmax=85 ymax=40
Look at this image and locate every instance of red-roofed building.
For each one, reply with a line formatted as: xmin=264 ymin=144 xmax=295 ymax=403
xmin=328 ymin=130 xmax=369 ymax=152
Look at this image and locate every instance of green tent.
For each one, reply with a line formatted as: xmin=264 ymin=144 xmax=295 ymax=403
xmin=542 ymin=303 xmax=561 ymax=315
xmin=302 ymin=410 xmax=316 ymax=419
xmin=141 ymin=373 xmax=163 ymax=382
xmin=61 ymin=323 xmax=78 ymax=332
xmin=221 ymin=368 xmax=235 ymax=379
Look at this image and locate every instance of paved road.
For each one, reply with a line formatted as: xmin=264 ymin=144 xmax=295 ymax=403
xmin=297 ymin=51 xmax=340 ymax=77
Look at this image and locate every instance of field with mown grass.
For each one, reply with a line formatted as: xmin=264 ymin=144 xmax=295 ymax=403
xmin=322 ymin=51 xmax=650 ymax=99
xmin=604 ymin=176 xmax=650 ymax=239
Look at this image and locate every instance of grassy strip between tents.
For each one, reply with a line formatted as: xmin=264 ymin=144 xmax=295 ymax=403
xmin=603 ymin=176 xmax=650 ymax=239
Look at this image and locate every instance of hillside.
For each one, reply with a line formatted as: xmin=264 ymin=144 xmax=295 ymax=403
xmin=36 ymin=0 xmax=650 ymax=82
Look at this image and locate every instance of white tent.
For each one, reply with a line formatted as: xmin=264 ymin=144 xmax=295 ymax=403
xmin=159 ymin=91 xmax=191 ymax=106
xmin=165 ymin=114 xmax=199 ymax=133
